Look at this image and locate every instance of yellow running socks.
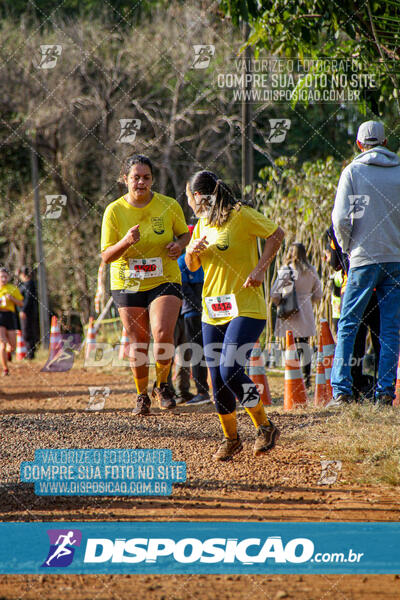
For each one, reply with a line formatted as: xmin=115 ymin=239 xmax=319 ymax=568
xmin=134 ymin=375 xmax=149 ymax=395
xmin=245 ymin=400 xmax=270 ymax=428
xmin=218 ymin=411 xmax=238 ymax=439
xmin=155 ymin=361 xmax=171 ymax=387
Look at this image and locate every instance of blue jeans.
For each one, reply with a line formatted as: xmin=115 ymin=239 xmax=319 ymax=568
xmin=331 ymin=262 xmax=400 ymax=399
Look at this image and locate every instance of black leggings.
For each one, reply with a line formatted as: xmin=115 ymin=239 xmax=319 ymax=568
xmin=294 ymin=337 xmax=311 ymax=384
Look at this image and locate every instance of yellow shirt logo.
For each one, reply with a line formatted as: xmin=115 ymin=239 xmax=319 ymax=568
xmin=216 ymin=230 xmax=229 ymax=251
xmin=151 ymin=217 xmax=165 ymax=235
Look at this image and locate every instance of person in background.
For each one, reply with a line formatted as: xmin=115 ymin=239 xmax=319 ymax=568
xmin=271 ymin=242 xmax=322 ymax=389
xmin=169 ymin=312 xmax=193 ymax=404
xmin=330 ymin=272 xmax=343 ymax=335
xmin=331 ymin=121 xmax=400 ymax=406
xmin=326 ymin=226 xmax=380 ymax=401
xmin=177 ymin=224 xmax=211 ymax=405
xmin=17 ymin=266 xmax=39 ymax=360
xmin=0 ymin=267 xmax=23 ymax=375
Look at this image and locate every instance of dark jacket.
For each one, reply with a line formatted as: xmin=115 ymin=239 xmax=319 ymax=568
xmin=19 ymin=279 xmax=37 ymax=314
xmin=177 ymin=254 xmax=204 ymax=316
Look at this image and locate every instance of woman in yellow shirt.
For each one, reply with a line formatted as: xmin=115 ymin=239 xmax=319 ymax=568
xmin=0 ymin=268 xmax=23 ymax=376
xmin=101 ymin=155 xmax=190 ymax=414
xmin=185 ymin=171 xmax=284 ymax=461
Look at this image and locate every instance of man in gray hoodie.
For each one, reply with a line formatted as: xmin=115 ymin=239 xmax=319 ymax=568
xmin=331 ymin=120 xmax=400 ymax=406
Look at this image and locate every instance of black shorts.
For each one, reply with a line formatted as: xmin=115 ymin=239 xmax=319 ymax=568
xmin=112 ymin=283 xmax=182 ymax=309
xmin=0 ymin=311 xmax=17 ymax=331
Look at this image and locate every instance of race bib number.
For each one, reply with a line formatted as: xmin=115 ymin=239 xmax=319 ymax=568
xmin=205 ymin=294 xmax=238 ymax=319
xmin=128 ymin=257 xmax=163 ymax=280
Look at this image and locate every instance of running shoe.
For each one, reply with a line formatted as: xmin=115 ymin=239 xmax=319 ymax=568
xmin=186 ymin=393 xmax=212 ymax=405
xmin=326 ymin=394 xmax=354 ymax=408
xmin=253 ymin=421 xmax=280 ymax=456
xmin=3 ymin=369 xmax=9 ymax=377
xmin=152 ymin=383 xmax=176 ymax=410
xmin=132 ymin=394 xmax=151 ymax=416
xmin=213 ymin=436 xmax=243 ymax=461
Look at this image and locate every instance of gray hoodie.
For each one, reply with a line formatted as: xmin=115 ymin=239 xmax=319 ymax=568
xmin=332 ymin=146 xmax=400 ymax=268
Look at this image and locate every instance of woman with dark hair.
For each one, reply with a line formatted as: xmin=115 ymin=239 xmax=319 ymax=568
xmin=271 ymin=242 xmax=323 ymax=388
xmin=0 ymin=267 xmax=23 ymax=376
xmin=185 ymin=171 xmax=284 ymax=461
xmin=101 ymin=155 xmax=190 ymax=414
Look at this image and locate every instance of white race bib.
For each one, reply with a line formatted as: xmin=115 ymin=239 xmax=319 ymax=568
xmin=205 ymin=294 xmax=238 ymax=319
xmin=128 ymin=257 xmax=163 ymax=280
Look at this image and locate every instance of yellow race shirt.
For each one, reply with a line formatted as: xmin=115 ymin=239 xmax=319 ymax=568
xmin=101 ymin=193 xmax=189 ymax=291
xmin=191 ymin=206 xmax=278 ymax=325
xmin=0 ymin=284 xmax=23 ymax=312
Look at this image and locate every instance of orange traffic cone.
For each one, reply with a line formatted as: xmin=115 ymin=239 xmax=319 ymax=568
xmin=394 ymin=355 xmax=400 ymax=407
xmin=85 ymin=317 xmax=97 ymax=361
xmin=49 ymin=316 xmax=62 ymax=360
xmin=248 ymin=340 xmax=272 ymax=405
xmin=284 ymin=330 xmax=308 ymax=410
xmin=119 ymin=328 xmax=130 ymax=361
xmin=16 ymin=330 xmax=27 ymax=360
xmin=314 ymin=333 xmax=327 ymax=406
xmin=321 ymin=319 xmax=335 ymax=400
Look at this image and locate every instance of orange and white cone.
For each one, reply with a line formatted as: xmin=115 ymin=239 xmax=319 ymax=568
xmin=394 ymin=355 xmax=400 ymax=408
xmin=49 ymin=316 xmax=62 ymax=360
xmin=119 ymin=328 xmax=130 ymax=362
xmin=85 ymin=317 xmax=97 ymax=362
xmin=16 ymin=330 xmax=27 ymax=360
xmin=248 ymin=340 xmax=272 ymax=406
xmin=314 ymin=333 xmax=327 ymax=406
xmin=284 ymin=330 xmax=308 ymax=410
xmin=321 ymin=319 xmax=335 ymax=400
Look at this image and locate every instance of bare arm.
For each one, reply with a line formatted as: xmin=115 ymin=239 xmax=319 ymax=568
xmin=101 ymin=225 xmax=140 ymax=264
xmin=243 ymin=227 xmax=285 ymax=287
xmin=5 ymin=294 xmax=24 ymax=308
xmin=185 ymin=236 xmax=208 ymax=271
xmin=165 ymin=232 xmax=191 ymax=259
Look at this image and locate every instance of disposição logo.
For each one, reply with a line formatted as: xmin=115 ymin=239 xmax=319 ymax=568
xmin=42 ymin=529 xmax=82 ymax=568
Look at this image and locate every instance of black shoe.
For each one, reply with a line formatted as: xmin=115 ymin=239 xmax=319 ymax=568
xmin=152 ymin=383 xmax=176 ymax=410
xmin=375 ymin=394 xmax=393 ymax=407
xmin=132 ymin=393 xmax=151 ymax=416
xmin=175 ymin=391 xmax=194 ymax=405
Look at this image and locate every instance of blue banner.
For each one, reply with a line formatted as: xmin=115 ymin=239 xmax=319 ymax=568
xmin=1 ymin=522 xmax=400 ymax=574
xmin=20 ymin=449 xmax=186 ymax=496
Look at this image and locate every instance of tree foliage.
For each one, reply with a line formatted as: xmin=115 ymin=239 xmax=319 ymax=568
xmin=257 ymin=155 xmax=344 ymax=337
xmin=219 ymin=0 xmax=400 ymax=114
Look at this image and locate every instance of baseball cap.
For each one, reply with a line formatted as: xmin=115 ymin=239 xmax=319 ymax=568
xmin=356 ymin=120 xmax=385 ymax=145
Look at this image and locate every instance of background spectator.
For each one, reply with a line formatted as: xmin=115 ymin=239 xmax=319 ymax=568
xmin=331 ymin=120 xmax=400 ymax=406
xmin=177 ymin=224 xmax=210 ymax=405
xmin=17 ymin=266 xmax=39 ymax=360
xmin=271 ymin=242 xmax=323 ymax=388
xmin=326 ymin=227 xmax=380 ymax=401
